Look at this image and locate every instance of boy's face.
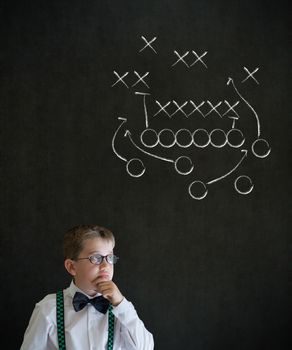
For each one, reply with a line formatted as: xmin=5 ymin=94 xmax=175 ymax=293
xmin=67 ymin=237 xmax=115 ymax=294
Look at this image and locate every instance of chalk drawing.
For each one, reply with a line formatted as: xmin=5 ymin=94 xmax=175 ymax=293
xmin=171 ymin=50 xmax=208 ymax=68
xmin=111 ymin=71 xmax=129 ymax=88
xmin=204 ymin=101 xmax=222 ymax=117
xmin=139 ymin=36 xmax=157 ymax=54
xmin=234 ymin=175 xmax=254 ymax=194
xmin=151 ymin=100 xmax=240 ymax=119
xmin=207 ymin=150 xmax=248 ymax=184
xmin=190 ymin=50 xmax=208 ymax=68
xmin=227 ymin=77 xmax=261 ymax=137
xmin=111 ymin=36 xmax=271 ymax=199
xmin=112 ymin=72 xmax=150 ymax=90
xmin=172 ymin=51 xmax=189 ymax=67
xmin=132 ymin=71 xmax=150 ymax=89
xmin=222 ymin=100 xmax=240 ymax=117
xmin=241 ymin=67 xmax=259 ymax=85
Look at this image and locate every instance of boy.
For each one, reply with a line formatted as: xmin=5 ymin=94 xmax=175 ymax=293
xmin=21 ymin=225 xmax=154 ymax=350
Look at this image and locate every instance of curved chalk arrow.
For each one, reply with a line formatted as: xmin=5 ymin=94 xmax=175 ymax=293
xmin=112 ymin=117 xmax=128 ymax=162
xmin=125 ymin=130 xmax=174 ymax=163
xmin=207 ymin=149 xmax=248 ymax=185
xmin=227 ymin=77 xmax=261 ymax=137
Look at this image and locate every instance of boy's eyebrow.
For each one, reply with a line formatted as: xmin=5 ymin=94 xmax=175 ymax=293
xmin=88 ymin=250 xmax=113 ymax=255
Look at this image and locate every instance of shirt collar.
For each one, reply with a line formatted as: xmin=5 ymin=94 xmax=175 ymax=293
xmin=68 ymin=280 xmax=102 ymax=299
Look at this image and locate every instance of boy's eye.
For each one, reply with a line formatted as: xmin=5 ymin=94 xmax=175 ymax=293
xmin=107 ymin=254 xmax=113 ymax=262
xmin=90 ymin=254 xmax=102 ymax=264
xmin=87 ymin=254 xmax=119 ymax=265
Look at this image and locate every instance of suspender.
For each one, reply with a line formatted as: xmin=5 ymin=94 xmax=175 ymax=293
xmin=56 ymin=290 xmax=66 ymax=350
xmin=56 ymin=290 xmax=115 ymax=350
xmin=107 ymin=304 xmax=114 ymax=350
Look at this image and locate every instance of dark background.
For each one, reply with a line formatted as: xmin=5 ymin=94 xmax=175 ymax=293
xmin=0 ymin=0 xmax=291 ymax=349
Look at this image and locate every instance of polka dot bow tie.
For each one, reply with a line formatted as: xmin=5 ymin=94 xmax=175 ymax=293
xmin=73 ymin=292 xmax=110 ymax=314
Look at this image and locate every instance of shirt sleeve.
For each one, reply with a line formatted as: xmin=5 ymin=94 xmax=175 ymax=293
xmin=20 ymin=300 xmax=56 ymax=350
xmin=112 ymin=298 xmax=154 ymax=350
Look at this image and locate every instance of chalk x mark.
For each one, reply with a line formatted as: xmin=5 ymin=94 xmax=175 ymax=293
xmin=171 ymin=101 xmax=188 ymax=117
xmin=172 ymin=51 xmax=189 ymax=67
xmin=132 ymin=71 xmax=150 ymax=89
xmin=190 ymin=50 xmax=208 ymax=68
xmin=205 ymin=101 xmax=222 ymax=117
xmin=222 ymin=100 xmax=240 ymax=117
xmin=139 ymin=36 xmax=157 ymax=54
xmin=188 ymin=101 xmax=205 ymax=117
xmin=111 ymin=71 xmax=129 ymax=88
xmin=241 ymin=67 xmax=259 ymax=85
xmin=153 ymin=101 xmax=171 ymax=117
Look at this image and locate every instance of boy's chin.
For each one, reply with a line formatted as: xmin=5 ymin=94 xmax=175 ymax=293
xmin=97 ymin=272 xmax=112 ymax=281
xmin=98 ymin=275 xmax=112 ymax=282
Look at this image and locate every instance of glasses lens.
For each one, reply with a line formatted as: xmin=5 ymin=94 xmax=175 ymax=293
xmin=89 ymin=254 xmax=103 ymax=265
xmin=106 ymin=254 xmax=118 ymax=264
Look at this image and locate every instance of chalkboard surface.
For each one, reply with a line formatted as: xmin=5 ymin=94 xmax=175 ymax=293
xmin=0 ymin=0 xmax=291 ymax=349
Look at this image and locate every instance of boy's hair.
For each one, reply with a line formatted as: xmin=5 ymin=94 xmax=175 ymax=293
xmin=63 ymin=225 xmax=115 ymax=260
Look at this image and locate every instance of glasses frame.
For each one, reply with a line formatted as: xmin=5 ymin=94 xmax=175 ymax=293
xmin=75 ymin=253 xmax=119 ymax=265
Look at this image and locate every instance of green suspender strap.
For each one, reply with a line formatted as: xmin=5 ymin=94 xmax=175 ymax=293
xmin=56 ymin=290 xmax=66 ymax=350
xmin=56 ymin=290 xmax=115 ymax=350
xmin=107 ymin=304 xmax=115 ymax=350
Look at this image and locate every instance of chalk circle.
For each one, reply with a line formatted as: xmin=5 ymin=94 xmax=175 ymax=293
xmin=210 ymin=128 xmax=227 ymax=148
xmin=158 ymin=128 xmax=176 ymax=148
xmin=234 ymin=175 xmax=254 ymax=195
xmin=193 ymin=129 xmax=210 ymax=148
xmin=140 ymin=128 xmax=159 ymax=148
xmin=188 ymin=181 xmax=208 ymax=200
xmin=175 ymin=129 xmax=193 ymax=148
xmin=126 ymin=158 xmax=145 ymax=178
xmin=251 ymin=138 xmax=271 ymax=158
xmin=174 ymin=156 xmax=194 ymax=175
xmin=227 ymin=129 xmax=245 ymax=148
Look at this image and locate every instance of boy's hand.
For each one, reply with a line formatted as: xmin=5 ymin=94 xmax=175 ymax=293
xmin=93 ymin=276 xmax=124 ymax=306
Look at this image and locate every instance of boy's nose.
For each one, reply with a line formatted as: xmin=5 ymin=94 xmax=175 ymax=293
xmin=100 ymin=258 xmax=110 ymax=267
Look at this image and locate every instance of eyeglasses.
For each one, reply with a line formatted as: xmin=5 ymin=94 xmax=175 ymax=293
xmin=75 ymin=254 xmax=119 ymax=265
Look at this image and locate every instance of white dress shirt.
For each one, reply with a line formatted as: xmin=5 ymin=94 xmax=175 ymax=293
xmin=20 ymin=281 xmax=154 ymax=350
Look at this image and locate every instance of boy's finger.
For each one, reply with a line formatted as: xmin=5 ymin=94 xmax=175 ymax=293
xmin=92 ymin=276 xmax=110 ymax=284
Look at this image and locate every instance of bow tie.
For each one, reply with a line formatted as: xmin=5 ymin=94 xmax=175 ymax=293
xmin=73 ymin=292 xmax=110 ymax=314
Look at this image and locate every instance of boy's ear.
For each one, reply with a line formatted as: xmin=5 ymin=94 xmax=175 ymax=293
xmin=64 ymin=259 xmax=77 ymax=276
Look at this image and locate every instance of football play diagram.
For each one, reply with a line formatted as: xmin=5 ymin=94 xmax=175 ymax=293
xmin=111 ymin=36 xmax=271 ymax=200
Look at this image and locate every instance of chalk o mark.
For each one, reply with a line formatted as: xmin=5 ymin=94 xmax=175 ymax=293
xmin=188 ymin=181 xmax=208 ymax=200
xmin=251 ymin=138 xmax=271 ymax=158
xmin=140 ymin=128 xmax=159 ymax=148
xmin=193 ymin=129 xmax=210 ymax=148
xmin=158 ymin=129 xmax=176 ymax=148
xmin=175 ymin=129 xmax=193 ymax=148
xmin=174 ymin=156 xmax=194 ymax=175
xmin=227 ymin=129 xmax=245 ymax=148
xmin=126 ymin=158 xmax=146 ymax=178
xmin=234 ymin=175 xmax=254 ymax=195
xmin=210 ymin=129 xmax=227 ymax=148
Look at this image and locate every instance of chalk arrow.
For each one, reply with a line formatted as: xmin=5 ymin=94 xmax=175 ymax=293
xmin=112 ymin=117 xmax=128 ymax=162
xmin=124 ymin=130 xmax=174 ymax=163
xmin=227 ymin=77 xmax=261 ymax=137
xmin=135 ymin=92 xmax=151 ymax=128
xmin=207 ymin=149 xmax=248 ymax=185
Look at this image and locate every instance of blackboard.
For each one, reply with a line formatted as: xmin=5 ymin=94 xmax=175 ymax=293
xmin=0 ymin=0 xmax=291 ymax=349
